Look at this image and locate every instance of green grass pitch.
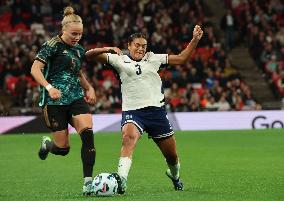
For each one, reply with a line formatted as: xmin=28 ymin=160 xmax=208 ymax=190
xmin=0 ymin=129 xmax=284 ymax=201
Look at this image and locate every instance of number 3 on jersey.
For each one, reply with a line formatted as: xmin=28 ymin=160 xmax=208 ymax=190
xmin=135 ymin=64 xmax=142 ymax=75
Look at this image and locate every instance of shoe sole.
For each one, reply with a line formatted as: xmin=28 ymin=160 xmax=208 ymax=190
xmin=38 ymin=137 xmax=50 ymax=160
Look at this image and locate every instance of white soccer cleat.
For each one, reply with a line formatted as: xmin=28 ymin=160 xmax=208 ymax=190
xmin=83 ymin=180 xmax=94 ymax=196
xmin=166 ymin=169 xmax=184 ymax=191
xmin=120 ymin=176 xmax=127 ymax=194
xmin=38 ymin=136 xmax=51 ymax=160
xmin=111 ymin=173 xmax=127 ymax=194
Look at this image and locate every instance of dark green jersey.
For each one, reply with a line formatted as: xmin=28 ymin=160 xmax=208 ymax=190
xmin=36 ymin=35 xmax=85 ymax=106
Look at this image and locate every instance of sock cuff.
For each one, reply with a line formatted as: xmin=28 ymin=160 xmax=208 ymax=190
xmin=50 ymin=143 xmax=70 ymax=156
xmin=79 ymin=128 xmax=93 ymax=135
xmin=167 ymin=162 xmax=180 ymax=169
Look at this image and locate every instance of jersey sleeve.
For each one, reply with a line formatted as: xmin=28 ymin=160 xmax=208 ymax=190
xmin=35 ymin=41 xmax=58 ymax=64
xmin=148 ymin=52 xmax=168 ymax=70
xmin=152 ymin=54 xmax=168 ymax=65
xmin=106 ymin=53 xmax=121 ymax=71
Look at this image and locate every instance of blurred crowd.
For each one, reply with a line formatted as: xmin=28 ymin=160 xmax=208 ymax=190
xmin=223 ymin=0 xmax=284 ymax=97
xmin=0 ymin=0 xmax=262 ymax=115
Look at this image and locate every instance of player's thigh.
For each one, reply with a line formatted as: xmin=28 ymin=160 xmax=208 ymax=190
xmin=52 ymin=129 xmax=70 ymax=147
xmin=154 ymin=135 xmax=178 ymax=158
xmin=121 ymin=110 xmax=145 ymax=143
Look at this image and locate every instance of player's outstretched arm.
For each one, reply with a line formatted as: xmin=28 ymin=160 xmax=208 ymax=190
xmin=168 ymin=25 xmax=203 ymax=65
xmin=86 ymin=47 xmax=122 ymax=64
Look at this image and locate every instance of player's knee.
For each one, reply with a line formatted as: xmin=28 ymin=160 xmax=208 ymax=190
xmin=50 ymin=144 xmax=70 ymax=156
xmin=122 ymin=132 xmax=138 ymax=147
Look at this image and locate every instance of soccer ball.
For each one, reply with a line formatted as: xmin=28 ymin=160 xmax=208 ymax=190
xmin=92 ymin=173 xmax=118 ymax=196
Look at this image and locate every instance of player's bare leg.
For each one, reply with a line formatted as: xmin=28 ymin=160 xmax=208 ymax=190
xmin=73 ymin=114 xmax=95 ymax=196
xmin=116 ymin=123 xmax=141 ymax=194
xmin=154 ymin=135 xmax=184 ymax=191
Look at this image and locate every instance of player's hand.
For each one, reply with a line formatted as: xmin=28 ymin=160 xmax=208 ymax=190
xmin=84 ymin=87 xmax=96 ymax=105
xmin=48 ymin=88 xmax=61 ymax=100
xmin=193 ymin=25 xmax=203 ymax=41
xmin=106 ymin=47 xmax=123 ymax=55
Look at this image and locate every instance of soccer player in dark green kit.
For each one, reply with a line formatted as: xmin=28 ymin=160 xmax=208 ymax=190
xmin=31 ymin=6 xmax=96 ymax=195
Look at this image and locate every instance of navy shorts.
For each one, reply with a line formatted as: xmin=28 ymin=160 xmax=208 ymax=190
xmin=121 ymin=106 xmax=174 ymax=139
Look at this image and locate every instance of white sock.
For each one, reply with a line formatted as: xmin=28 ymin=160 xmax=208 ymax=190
xmin=84 ymin=177 xmax=92 ymax=184
xmin=117 ymin=157 xmax=132 ymax=180
xmin=167 ymin=162 xmax=180 ymax=180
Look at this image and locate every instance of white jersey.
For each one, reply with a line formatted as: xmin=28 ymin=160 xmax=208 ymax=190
xmin=106 ymin=52 xmax=168 ymax=111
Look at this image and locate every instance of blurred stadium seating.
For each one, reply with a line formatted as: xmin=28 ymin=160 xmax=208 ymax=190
xmin=224 ymin=0 xmax=283 ymax=105
xmin=0 ymin=0 xmax=283 ymax=115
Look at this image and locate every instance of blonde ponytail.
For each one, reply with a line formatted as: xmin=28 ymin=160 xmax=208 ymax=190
xmin=61 ymin=6 xmax=82 ymax=28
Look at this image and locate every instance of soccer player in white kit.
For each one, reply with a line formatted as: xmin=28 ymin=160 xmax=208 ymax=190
xmin=86 ymin=25 xmax=203 ymax=193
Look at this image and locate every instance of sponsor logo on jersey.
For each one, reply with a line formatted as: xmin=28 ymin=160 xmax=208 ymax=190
xmin=125 ymin=115 xmax=133 ymax=120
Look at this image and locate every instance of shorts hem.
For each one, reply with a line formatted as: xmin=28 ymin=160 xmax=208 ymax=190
xmin=121 ymin=120 xmax=144 ymax=134
xmin=150 ymin=131 xmax=174 ymax=139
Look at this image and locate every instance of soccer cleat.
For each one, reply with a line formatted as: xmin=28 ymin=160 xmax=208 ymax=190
xmin=166 ymin=169 xmax=184 ymax=191
xmin=82 ymin=180 xmax=93 ymax=196
xmin=38 ymin=136 xmax=51 ymax=160
xmin=111 ymin=173 xmax=126 ymax=194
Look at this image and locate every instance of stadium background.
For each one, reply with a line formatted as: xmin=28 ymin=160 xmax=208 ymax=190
xmin=0 ymin=0 xmax=284 ymax=201
xmin=0 ymin=0 xmax=283 ymax=116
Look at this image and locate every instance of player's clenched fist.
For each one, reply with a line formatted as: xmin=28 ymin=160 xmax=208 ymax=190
xmin=193 ymin=25 xmax=203 ymax=41
xmin=48 ymin=87 xmax=61 ymax=100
